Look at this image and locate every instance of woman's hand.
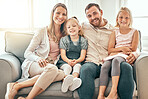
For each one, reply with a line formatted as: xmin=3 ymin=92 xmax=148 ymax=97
xmin=38 ymin=58 xmax=48 ymax=67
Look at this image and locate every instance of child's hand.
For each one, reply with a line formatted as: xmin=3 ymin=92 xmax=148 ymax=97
xmin=71 ymin=59 xmax=77 ymax=66
xmin=121 ymin=47 xmax=132 ymax=54
xmin=68 ymin=59 xmax=73 ymax=66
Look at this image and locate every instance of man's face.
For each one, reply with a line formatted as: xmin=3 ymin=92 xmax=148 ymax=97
xmin=86 ymin=6 xmax=102 ymax=27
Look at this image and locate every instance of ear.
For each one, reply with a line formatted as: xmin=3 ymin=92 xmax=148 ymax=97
xmin=100 ymin=10 xmax=103 ymax=16
xmin=78 ymin=25 xmax=81 ymax=30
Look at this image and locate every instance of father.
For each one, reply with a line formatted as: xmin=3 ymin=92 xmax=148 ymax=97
xmin=78 ymin=3 xmax=138 ymax=99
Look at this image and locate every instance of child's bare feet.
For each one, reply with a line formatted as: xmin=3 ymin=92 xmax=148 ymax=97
xmin=97 ymin=95 xmax=105 ymax=99
xmin=106 ymin=92 xmax=117 ymax=99
xmin=18 ymin=96 xmax=26 ymax=99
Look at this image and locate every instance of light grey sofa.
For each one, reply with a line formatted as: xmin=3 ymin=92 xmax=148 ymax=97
xmin=134 ymin=52 xmax=148 ymax=99
xmin=0 ymin=31 xmax=143 ymax=99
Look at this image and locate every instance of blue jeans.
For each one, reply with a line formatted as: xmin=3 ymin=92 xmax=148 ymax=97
xmin=78 ymin=62 xmax=134 ymax=99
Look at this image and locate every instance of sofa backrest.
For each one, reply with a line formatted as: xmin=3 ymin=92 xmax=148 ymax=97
xmin=5 ymin=31 xmax=33 ymax=63
xmin=4 ymin=30 xmax=142 ymax=64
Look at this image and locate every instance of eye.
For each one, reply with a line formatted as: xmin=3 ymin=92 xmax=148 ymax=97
xmin=56 ymin=12 xmax=60 ymax=14
xmin=63 ymin=13 xmax=66 ymax=16
xmin=119 ymin=17 xmax=123 ymax=19
xmin=87 ymin=14 xmax=91 ymax=18
xmin=125 ymin=17 xmax=129 ymax=19
xmin=72 ymin=25 xmax=76 ymax=27
xmin=93 ymin=12 xmax=97 ymax=15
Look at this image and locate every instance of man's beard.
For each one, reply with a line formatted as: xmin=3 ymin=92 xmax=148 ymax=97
xmin=90 ymin=18 xmax=101 ymax=28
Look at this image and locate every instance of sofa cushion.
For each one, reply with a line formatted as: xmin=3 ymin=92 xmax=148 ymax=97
xmin=16 ymin=81 xmax=73 ymax=98
xmin=5 ymin=31 xmax=33 ymax=63
xmin=73 ymin=78 xmax=112 ymax=99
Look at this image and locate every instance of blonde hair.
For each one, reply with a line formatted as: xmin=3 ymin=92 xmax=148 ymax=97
xmin=47 ymin=3 xmax=67 ymax=42
xmin=64 ymin=16 xmax=84 ymax=37
xmin=115 ymin=7 xmax=133 ymax=28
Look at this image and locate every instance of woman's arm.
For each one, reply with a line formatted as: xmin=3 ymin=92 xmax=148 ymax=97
xmin=24 ymin=29 xmax=43 ymax=62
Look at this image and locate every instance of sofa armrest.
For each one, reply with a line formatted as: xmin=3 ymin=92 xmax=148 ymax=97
xmin=0 ymin=53 xmax=21 ymax=81
xmin=0 ymin=53 xmax=21 ymax=99
xmin=134 ymin=52 xmax=148 ymax=99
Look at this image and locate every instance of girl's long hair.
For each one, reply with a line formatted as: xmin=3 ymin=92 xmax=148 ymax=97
xmin=47 ymin=3 xmax=67 ymax=42
xmin=115 ymin=7 xmax=133 ymax=28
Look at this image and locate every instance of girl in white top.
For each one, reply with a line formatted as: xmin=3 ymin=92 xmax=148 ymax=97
xmin=98 ymin=7 xmax=139 ymax=99
xmin=5 ymin=3 xmax=67 ymax=99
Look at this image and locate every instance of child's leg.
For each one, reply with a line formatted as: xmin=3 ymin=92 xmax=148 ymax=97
xmin=69 ymin=64 xmax=82 ymax=91
xmin=98 ymin=60 xmax=111 ymax=99
xmin=60 ymin=64 xmax=73 ymax=93
xmin=107 ymin=56 xmax=125 ymax=98
xmin=60 ymin=64 xmax=72 ymax=75
xmin=72 ymin=63 xmax=81 ymax=78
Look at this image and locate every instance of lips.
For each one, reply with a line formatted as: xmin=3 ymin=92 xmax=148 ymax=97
xmin=69 ymin=30 xmax=75 ymax=33
xmin=92 ymin=18 xmax=99 ymax=23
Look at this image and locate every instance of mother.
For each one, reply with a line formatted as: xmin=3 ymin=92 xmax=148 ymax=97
xmin=5 ymin=3 xmax=67 ymax=99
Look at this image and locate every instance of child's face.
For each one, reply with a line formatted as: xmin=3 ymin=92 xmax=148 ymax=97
xmin=117 ymin=11 xmax=130 ymax=28
xmin=66 ymin=19 xmax=80 ymax=36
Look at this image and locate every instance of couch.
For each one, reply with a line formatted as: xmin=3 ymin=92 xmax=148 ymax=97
xmin=0 ymin=31 xmax=144 ymax=99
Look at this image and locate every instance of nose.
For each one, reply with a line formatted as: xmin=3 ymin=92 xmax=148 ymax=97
xmin=59 ymin=14 xmax=63 ymax=18
xmin=122 ymin=18 xmax=126 ymax=22
xmin=91 ymin=15 xmax=95 ymax=20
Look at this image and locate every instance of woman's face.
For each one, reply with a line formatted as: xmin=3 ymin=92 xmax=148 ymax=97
xmin=53 ymin=6 xmax=67 ymax=25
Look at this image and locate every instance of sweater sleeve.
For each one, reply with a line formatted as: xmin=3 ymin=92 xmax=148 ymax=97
xmin=24 ymin=29 xmax=44 ymax=62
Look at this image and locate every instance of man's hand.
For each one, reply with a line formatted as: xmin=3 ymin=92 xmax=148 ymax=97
xmin=38 ymin=58 xmax=48 ymax=67
xmin=126 ymin=52 xmax=137 ymax=65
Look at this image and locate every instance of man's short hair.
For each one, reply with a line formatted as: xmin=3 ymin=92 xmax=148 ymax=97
xmin=85 ymin=3 xmax=101 ymax=13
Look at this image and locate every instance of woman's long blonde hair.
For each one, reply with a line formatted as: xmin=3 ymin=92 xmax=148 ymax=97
xmin=47 ymin=3 xmax=67 ymax=42
xmin=115 ymin=7 xmax=133 ymax=28
xmin=64 ymin=16 xmax=84 ymax=37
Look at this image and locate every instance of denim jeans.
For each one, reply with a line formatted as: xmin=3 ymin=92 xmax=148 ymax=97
xmin=78 ymin=62 xmax=134 ymax=99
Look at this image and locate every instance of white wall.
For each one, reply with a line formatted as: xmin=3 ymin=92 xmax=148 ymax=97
xmin=67 ymin=0 xmax=101 ymax=23
xmin=67 ymin=0 xmax=121 ymax=26
xmin=100 ymin=0 xmax=120 ymax=26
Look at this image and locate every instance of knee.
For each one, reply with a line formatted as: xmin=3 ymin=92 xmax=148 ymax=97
xmin=80 ymin=65 xmax=90 ymax=74
xmin=101 ymin=65 xmax=109 ymax=73
xmin=112 ymin=58 xmax=120 ymax=64
xmin=80 ymin=63 xmax=95 ymax=76
xmin=45 ymin=64 xmax=58 ymax=73
xmin=74 ymin=64 xmax=81 ymax=68
xmin=64 ymin=64 xmax=72 ymax=71
xmin=120 ymin=62 xmax=133 ymax=73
